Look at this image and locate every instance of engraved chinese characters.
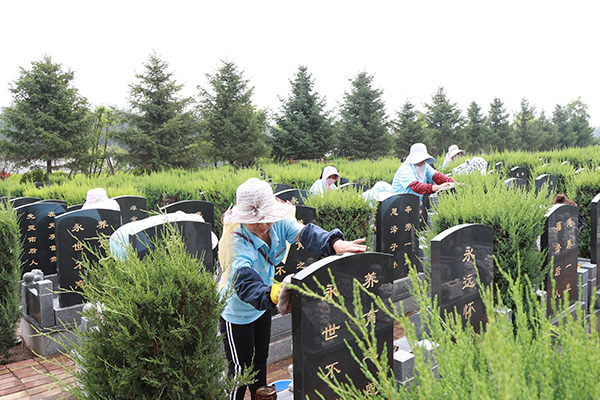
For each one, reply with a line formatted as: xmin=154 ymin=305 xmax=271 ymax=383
xmin=430 ymin=224 xmax=494 ymax=332
xmin=112 ymin=195 xmax=148 ymax=223
xmin=535 ymin=174 xmax=557 ymax=198
xmin=376 ymin=194 xmax=421 ymax=280
xmin=510 ymin=166 xmax=529 ymax=181
xmin=55 ymin=209 xmax=121 ymax=307
xmin=292 ymin=252 xmax=394 ymax=400
xmin=275 ymin=189 xmax=309 ymax=206
xmin=278 ymin=205 xmax=320 ymax=281
xmin=542 ymin=204 xmax=578 ymax=315
xmin=129 ymin=221 xmax=215 ymax=272
xmin=15 ymin=202 xmax=67 ymax=275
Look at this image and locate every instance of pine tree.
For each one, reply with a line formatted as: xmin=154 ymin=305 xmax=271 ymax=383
xmin=392 ymin=100 xmax=425 ymax=158
xmin=464 ymin=101 xmax=489 ymax=153
xmin=270 ymin=66 xmax=333 ymax=161
xmin=0 ymin=56 xmax=92 ymax=177
xmin=566 ymin=99 xmax=594 ymax=147
xmin=512 ymin=99 xmax=540 ymax=151
xmin=423 ymin=87 xmax=464 ymax=155
xmin=335 ymin=71 xmax=390 ymax=159
xmin=487 ymin=98 xmax=512 ymax=151
xmin=118 ymin=53 xmax=199 ymax=172
xmin=199 ymin=61 xmax=267 ymax=166
xmin=536 ymin=111 xmax=559 ymax=151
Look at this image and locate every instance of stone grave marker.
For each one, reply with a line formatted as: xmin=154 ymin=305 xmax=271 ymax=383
xmin=339 ymin=182 xmax=368 ymax=193
xmin=575 ymin=168 xmax=585 ymax=174
xmin=534 ymin=174 xmax=557 ymax=198
xmin=112 ymin=195 xmax=148 ymax=223
xmin=561 ymin=160 xmax=569 ymax=165
xmin=129 ymin=220 xmax=214 ymax=272
xmin=541 ymin=204 xmax=579 ymax=316
xmin=419 ymin=195 xmax=431 ymax=231
xmin=66 ymin=204 xmax=83 ymax=212
xmin=275 ymin=189 xmax=309 ymax=206
xmin=15 ymin=202 xmax=67 ymax=275
xmin=339 ymin=177 xmax=350 ymax=185
xmin=430 ymin=223 xmax=494 ymax=332
xmin=503 ymin=177 xmax=528 ymax=190
xmin=272 ymin=183 xmax=291 ymax=194
xmin=292 ymin=252 xmax=394 ymax=399
xmin=159 ymin=200 xmax=215 ymax=227
xmin=510 ymin=166 xmax=528 ymax=181
xmin=55 ymin=209 xmax=121 ymax=307
xmin=11 ymin=197 xmax=41 ymax=208
xmin=38 ymin=199 xmax=68 ymax=207
xmin=495 ymin=161 xmax=504 ymax=171
xmin=375 ymin=194 xmax=421 ymax=280
xmin=279 ymin=205 xmax=320 ymax=281
xmin=591 ymin=193 xmax=600 ymax=275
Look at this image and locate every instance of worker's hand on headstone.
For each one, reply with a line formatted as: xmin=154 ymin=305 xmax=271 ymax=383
xmin=332 ymin=238 xmax=367 ymax=254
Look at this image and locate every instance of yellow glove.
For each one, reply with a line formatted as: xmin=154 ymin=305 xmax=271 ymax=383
xmin=270 ymin=282 xmax=283 ymax=304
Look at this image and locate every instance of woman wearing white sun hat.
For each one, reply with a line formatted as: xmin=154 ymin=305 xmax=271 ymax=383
xmin=218 ymin=178 xmax=366 ymax=400
xmin=442 ymin=144 xmax=466 ymax=168
xmin=391 ymin=143 xmax=455 ymax=200
xmin=309 ymin=165 xmax=340 ymax=195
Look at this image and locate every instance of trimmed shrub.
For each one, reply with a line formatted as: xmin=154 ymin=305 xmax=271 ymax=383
xmin=67 ymin=229 xmax=250 ymax=398
xmin=0 ymin=205 xmax=22 ymax=363
xmin=19 ymin=168 xmax=46 ymax=184
xmin=571 ymin=170 xmax=600 ymax=259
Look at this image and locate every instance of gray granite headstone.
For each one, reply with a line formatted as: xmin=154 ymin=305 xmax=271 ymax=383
xmin=55 ymin=209 xmax=121 ymax=307
xmin=279 ymin=205 xmax=320 ymax=281
xmin=430 ymin=224 xmax=494 ymax=332
xmin=129 ymin=220 xmax=214 ymax=272
xmin=542 ymin=204 xmax=579 ymax=316
xmin=292 ymin=252 xmax=394 ymax=399
xmin=15 ymin=202 xmax=67 ymax=275
xmin=112 ymin=195 xmax=148 ymax=223
xmin=159 ymin=200 xmax=215 ymax=227
xmin=534 ymin=174 xmax=557 ymax=198
xmin=375 ymin=194 xmax=421 ymax=280
xmin=275 ymin=189 xmax=309 ymax=206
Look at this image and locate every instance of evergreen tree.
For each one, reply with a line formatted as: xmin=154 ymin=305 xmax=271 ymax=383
xmin=566 ymin=99 xmax=594 ymax=147
xmin=487 ymin=98 xmax=512 ymax=151
xmin=536 ymin=111 xmax=559 ymax=151
xmin=392 ymin=100 xmax=425 ymax=158
xmin=463 ymin=101 xmax=489 ymax=153
xmin=552 ymin=104 xmax=575 ymax=149
xmin=0 ymin=56 xmax=92 ymax=177
xmin=118 ymin=53 xmax=199 ymax=172
xmin=335 ymin=71 xmax=390 ymax=159
xmin=512 ymin=99 xmax=540 ymax=151
xmin=199 ymin=61 xmax=267 ymax=166
xmin=423 ymin=87 xmax=464 ymax=155
xmin=270 ymin=66 xmax=333 ymax=161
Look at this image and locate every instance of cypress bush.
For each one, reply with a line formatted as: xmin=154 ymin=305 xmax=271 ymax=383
xmin=0 ymin=204 xmax=22 ymax=363
xmin=571 ymin=170 xmax=600 ymax=259
xmin=67 ymin=229 xmax=250 ymax=399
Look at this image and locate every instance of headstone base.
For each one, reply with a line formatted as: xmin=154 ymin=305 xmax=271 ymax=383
xmin=20 ymin=315 xmax=79 ymax=356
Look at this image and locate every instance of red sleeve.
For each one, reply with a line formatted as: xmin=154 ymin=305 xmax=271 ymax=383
xmin=409 ymin=181 xmax=434 ymax=194
xmin=432 ymin=172 xmax=454 ymax=184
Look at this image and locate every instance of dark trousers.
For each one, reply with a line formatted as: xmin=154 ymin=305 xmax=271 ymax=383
xmin=220 ymin=311 xmax=272 ymax=400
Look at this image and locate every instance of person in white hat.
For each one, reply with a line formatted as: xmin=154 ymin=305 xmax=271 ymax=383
xmin=81 ymin=188 xmax=120 ymax=211
xmin=309 ymin=165 xmax=340 ymax=195
xmin=218 ymin=178 xmax=366 ymax=400
xmin=391 ymin=143 xmax=455 ymax=200
xmin=442 ymin=144 xmax=466 ymax=168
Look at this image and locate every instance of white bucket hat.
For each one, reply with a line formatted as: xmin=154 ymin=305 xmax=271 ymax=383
xmin=407 ymin=143 xmax=435 ymax=164
xmin=82 ymin=188 xmax=120 ymax=211
xmin=222 ymin=178 xmax=295 ymax=224
xmin=447 ymin=144 xmax=466 ymax=160
xmin=322 ymin=166 xmax=339 ymax=180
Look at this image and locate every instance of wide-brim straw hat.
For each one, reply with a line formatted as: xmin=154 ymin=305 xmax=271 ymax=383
xmin=407 ymin=143 xmax=435 ymax=164
xmin=447 ymin=144 xmax=466 ymax=160
xmin=223 ymin=178 xmax=295 ymax=224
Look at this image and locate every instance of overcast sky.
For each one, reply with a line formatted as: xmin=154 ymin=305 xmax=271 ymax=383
xmin=1 ymin=0 xmax=599 ymax=127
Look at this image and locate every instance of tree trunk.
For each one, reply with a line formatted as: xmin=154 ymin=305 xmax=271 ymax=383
xmin=46 ymin=160 xmax=52 ymax=183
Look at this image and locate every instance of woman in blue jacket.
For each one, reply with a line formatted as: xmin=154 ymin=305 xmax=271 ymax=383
xmin=218 ymin=178 xmax=366 ymax=400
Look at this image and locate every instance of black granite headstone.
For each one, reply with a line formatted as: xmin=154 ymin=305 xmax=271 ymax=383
xmin=339 ymin=177 xmax=350 ymax=185
xmin=55 ymin=209 xmax=121 ymax=307
xmin=15 ymin=202 xmax=67 ymax=275
xmin=338 ymin=182 xmax=369 ymax=193
xmin=534 ymin=174 xmax=557 ymax=198
xmin=430 ymin=224 xmax=494 ymax=332
xmin=591 ymin=193 xmax=600 ymax=274
xmin=129 ymin=220 xmax=214 ymax=272
xmin=66 ymin=204 xmax=83 ymax=212
xmin=503 ymin=178 xmax=528 ymax=190
xmin=510 ymin=166 xmax=528 ymax=181
xmin=112 ymin=195 xmax=148 ymax=223
xmin=542 ymin=204 xmax=579 ymax=316
xmin=495 ymin=161 xmax=504 ymax=171
xmin=275 ymin=189 xmax=309 ymax=206
xmin=159 ymin=200 xmax=215 ymax=227
xmin=292 ymin=252 xmax=394 ymax=399
xmin=375 ymin=194 xmax=421 ymax=280
xmin=38 ymin=199 xmax=68 ymax=207
xmin=419 ymin=195 xmax=431 ymax=231
xmin=11 ymin=197 xmax=41 ymax=208
xmin=575 ymin=168 xmax=585 ymax=174
xmin=272 ymin=183 xmax=291 ymax=194
xmin=278 ymin=205 xmax=320 ymax=281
